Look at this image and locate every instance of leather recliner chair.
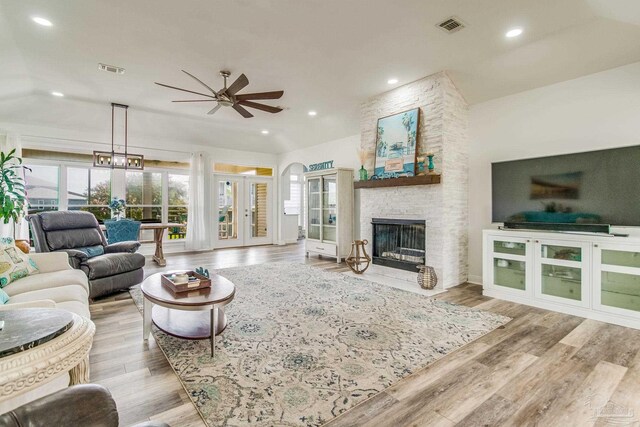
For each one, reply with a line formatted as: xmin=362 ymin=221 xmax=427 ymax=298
xmin=0 ymin=384 xmax=169 ymax=427
xmin=29 ymin=211 xmax=145 ymax=299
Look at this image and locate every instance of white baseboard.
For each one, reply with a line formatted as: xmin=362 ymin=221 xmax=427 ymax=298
xmin=467 ymin=274 xmax=483 ymax=285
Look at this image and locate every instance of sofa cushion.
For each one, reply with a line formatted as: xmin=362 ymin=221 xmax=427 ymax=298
xmin=40 ymin=210 xmax=100 ymax=231
xmin=46 ymin=228 xmax=105 ymax=252
xmin=9 ymin=285 xmax=88 ymax=306
xmin=0 ymin=238 xmax=39 ymax=288
xmin=80 ymin=252 xmax=145 ymax=280
xmin=3 ymin=269 xmax=89 ymax=297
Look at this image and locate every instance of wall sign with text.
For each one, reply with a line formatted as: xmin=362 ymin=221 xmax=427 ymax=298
xmin=308 ymin=160 xmax=334 ymax=171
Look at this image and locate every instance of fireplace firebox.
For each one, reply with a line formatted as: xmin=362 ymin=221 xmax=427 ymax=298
xmin=371 ymin=218 xmax=426 ymax=272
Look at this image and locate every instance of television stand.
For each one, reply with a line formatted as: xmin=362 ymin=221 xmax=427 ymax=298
xmin=484 ymin=228 xmax=640 ymax=330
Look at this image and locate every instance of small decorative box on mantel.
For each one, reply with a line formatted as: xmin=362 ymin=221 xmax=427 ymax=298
xmin=161 ymin=270 xmax=211 ymax=293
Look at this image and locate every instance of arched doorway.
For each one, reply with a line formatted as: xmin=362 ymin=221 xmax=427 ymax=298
xmin=280 ymin=162 xmax=306 ymax=244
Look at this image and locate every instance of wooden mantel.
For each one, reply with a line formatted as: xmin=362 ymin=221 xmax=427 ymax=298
xmin=353 ymin=174 xmax=441 ymax=189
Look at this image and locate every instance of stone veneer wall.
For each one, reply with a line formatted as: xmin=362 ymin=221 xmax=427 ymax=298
xmin=358 ymin=72 xmax=469 ymax=288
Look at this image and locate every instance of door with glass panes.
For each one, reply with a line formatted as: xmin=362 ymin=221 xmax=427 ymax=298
xmin=214 ymin=175 xmax=272 ymax=247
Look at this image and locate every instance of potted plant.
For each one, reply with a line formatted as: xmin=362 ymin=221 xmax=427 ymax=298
xmin=0 ymin=149 xmax=30 ymax=253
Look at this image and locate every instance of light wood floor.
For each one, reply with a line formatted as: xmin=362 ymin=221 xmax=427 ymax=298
xmin=89 ymin=243 xmax=640 ymax=427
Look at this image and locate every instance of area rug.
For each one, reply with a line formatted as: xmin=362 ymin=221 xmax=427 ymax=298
xmin=130 ymin=262 xmax=510 ymax=426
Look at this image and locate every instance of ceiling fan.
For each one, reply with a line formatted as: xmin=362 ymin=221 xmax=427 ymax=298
xmin=155 ymin=70 xmax=284 ymax=118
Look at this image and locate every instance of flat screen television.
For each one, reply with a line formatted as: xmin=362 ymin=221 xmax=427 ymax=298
xmin=492 ymin=145 xmax=640 ymax=228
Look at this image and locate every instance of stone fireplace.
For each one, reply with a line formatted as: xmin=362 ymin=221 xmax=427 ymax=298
xmin=371 ymin=218 xmax=425 ymax=272
xmin=357 ymin=71 xmax=469 ymax=289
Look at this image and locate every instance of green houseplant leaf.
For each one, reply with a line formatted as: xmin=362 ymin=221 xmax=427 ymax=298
xmin=0 ymin=149 xmax=28 ymax=234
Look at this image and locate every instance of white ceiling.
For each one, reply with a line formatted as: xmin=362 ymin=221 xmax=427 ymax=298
xmin=1 ymin=0 xmax=639 ymax=154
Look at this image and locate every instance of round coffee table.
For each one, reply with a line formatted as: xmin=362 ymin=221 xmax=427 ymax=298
xmin=141 ymin=272 xmax=235 ymax=358
xmin=0 ymin=309 xmax=95 ymax=409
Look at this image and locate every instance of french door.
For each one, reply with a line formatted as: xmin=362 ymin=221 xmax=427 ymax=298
xmin=214 ymin=175 xmax=272 ymax=247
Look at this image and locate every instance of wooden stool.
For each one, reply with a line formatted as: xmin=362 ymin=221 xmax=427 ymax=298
xmin=346 ymin=240 xmax=371 ymax=274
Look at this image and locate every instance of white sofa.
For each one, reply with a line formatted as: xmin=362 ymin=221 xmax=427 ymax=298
xmin=0 ymin=252 xmax=90 ymax=318
xmin=0 ymin=252 xmax=92 ymax=413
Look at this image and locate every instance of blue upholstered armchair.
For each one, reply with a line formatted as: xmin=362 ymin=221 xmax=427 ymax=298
xmin=104 ymin=219 xmax=141 ymax=244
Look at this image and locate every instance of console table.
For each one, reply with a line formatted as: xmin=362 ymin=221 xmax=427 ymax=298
xmin=484 ymin=229 xmax=640 ymax=329
xmin=101 ymin=222 xmax=183 ymax=266
xmin=0 ymin=309 xmax=95 ymax=412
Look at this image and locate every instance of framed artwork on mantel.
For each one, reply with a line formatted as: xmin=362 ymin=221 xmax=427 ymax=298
xmin=373 ymin=108 xmax=419 ymax=179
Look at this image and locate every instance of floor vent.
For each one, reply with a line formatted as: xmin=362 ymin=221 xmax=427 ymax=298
xmin=437 ymin=17 xmax=465 ymax=33
xmin=98 ymin=63 xmax=125 ymax=75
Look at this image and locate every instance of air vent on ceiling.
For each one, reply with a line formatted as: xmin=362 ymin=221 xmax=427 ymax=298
xmin=437 ymin=16 xmax=465 ymax=33
xmin=98 ymin=63 xmax=125 ymax=75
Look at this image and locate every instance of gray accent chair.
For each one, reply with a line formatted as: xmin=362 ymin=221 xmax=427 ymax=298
xmin=29 ymin=211 xmax=145 ymax=299
xmin=0 ymin=384 xmax=169 ymax=427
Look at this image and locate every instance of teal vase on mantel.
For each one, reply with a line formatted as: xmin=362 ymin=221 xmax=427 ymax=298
xmin=359 ymin=165 xmax=368 ymax=181
xmin=427 ymin=154 xmax=435 ymax=173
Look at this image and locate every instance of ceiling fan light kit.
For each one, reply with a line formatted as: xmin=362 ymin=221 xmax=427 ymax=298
xmin=93 ymin=103 xmax=145 ymax=170
xmin=155 ymin=70 xmax=284 ymax=118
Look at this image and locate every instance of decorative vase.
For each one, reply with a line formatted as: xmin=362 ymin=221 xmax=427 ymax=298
xmin=427 ymin=155 xmax=435 ymax=174
xmin=359 ymin=165 xmax=368 ymax=181
xmin=346 ymin=240 xmax=371 ymax=274
xmin=417 ymin=265 xmax=438 ymax=290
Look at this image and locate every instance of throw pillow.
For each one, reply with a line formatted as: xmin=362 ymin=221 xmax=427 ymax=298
xmin=0 ymin=288 xmax=8 ymax=304
xmin=0 ymin=237 xmax=39 ymax=288
xmin=77 ymin=245 xmax=105 ymax=258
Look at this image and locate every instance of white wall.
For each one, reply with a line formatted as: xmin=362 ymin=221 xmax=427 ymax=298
xmin=277 ymin=134 xmax=360 ymax=172
xmin=468 ymin=61 xmax=640 ymax=283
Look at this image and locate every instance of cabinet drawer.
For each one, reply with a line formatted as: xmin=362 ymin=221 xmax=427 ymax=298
xmin=308 ymin=242 xmax=336 ymax=255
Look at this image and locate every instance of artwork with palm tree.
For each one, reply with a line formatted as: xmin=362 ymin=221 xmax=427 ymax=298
xmin=373 ymin=108 xmax=419 ymax=179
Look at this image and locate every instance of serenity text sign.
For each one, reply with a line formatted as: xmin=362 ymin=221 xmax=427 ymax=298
xmin=308 ymin=160 xmax=334 ymax=171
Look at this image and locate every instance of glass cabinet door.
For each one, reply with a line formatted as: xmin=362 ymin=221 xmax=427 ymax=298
xmin=493 ymin=258 xmax=527 ymax=290
xmin=595 ymin=245 xmax=640 ymax=315
xmin=488 ymin=237 xmax=530 ymax=294
xmin=321 ymin=175 xmax=337 ymax=243
xmin=535 ymin=241 xmax=589 ymax=306
xmin=307 ymin=178 xmax=321 ymax=240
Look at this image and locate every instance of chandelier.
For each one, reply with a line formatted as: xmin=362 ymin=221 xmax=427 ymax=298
xmin=93 ymin=103 xmax=144 ymax=170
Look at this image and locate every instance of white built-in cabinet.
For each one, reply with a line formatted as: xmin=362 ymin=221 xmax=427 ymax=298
xmin=304 ymin=168 xmax=354 ymax=263
xmin=484 ymin=229 xmax=640 ymax=329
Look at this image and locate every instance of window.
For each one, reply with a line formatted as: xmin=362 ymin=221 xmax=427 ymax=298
xmin=284 ymin=174 xmax=304 ymax=228
xmin=167 ymin=173 xmax=189 ymax=239
xmin=25 ymin=165 xmax=60 ymax=215
xmin=67 ymin=167 xmax=111 ymax=221
xmin=284 ymin=174 xmax=302 ymax=216
xmin=125 ymin=171 xmax=162 ymax=222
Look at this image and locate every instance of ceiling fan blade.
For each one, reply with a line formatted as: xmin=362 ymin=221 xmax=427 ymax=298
xmin=155 ymin=82 xmax=217 ymax=99
xmin=232 ymin=103 xmax=254 ymax=118
xmin=208 ymin=104 xmax=222 ymax=115
xmin=172 ymin=99 xmax=217 ymax=102
xmin=225 ymin=73 xmax=249 ymax=97
xmin=181 ymin=70 xmax=218 ymax=96
xmin=235 ymin=90 xmax=284 ymax=101
xmin=238 ymin=100 xmax=283 ymax=113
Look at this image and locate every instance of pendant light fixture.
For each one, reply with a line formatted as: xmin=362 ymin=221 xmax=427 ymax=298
xmin=93 ymin=103 xmax=144 ymax=170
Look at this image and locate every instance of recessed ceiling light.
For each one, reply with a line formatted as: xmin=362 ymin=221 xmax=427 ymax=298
xmin=32 ymin=17 xmax=52 ymax=27
xmin=505 ymin=28 xmax=523 ymax=38
xmin=261 ymin=130 xmax=269 ymax=135
xmin=387 ymin=78 xmax=399 ymax=85
xmin=308 ymin=111 xmax=317 ymax=116
xmin=51 ymin=91 xmax=64 ymax=97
